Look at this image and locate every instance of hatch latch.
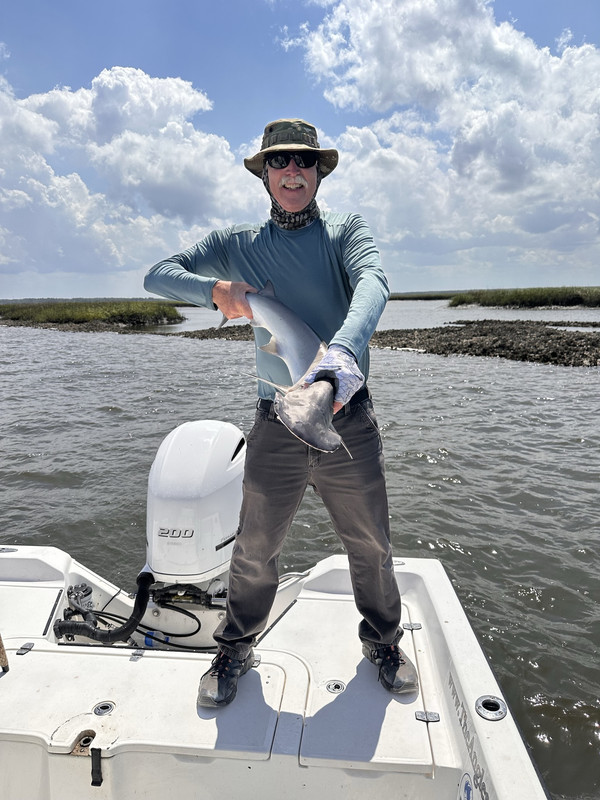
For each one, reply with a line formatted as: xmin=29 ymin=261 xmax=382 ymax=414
xmin=415 ymin=710 xmax=440 ymax=723
xmin=91 ymin=747 xmax=103 ymax=786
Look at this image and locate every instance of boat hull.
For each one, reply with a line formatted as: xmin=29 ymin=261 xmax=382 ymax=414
xmin=0 ymin=547 xmax=549 ymax=799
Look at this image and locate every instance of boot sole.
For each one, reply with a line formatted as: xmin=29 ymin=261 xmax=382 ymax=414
xmin=379 ymin=673 xmax=419 ymax=694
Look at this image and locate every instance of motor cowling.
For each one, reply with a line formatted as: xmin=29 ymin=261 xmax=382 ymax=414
xmin=145 ymin=420 xmax=246 ymax=586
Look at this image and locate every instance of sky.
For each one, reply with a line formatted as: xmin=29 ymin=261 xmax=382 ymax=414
xmin=0 ymin=0 xmax=599 ymax=298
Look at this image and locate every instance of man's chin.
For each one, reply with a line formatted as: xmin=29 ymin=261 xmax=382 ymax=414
xmin=279 ymin=191 xmax=309 ymax=212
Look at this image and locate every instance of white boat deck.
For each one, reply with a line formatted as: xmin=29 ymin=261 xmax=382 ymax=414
xmin=0 ymin=548 xmax=549 ymax=800
xmin=260 ymin=574 xmax=432 ymax=773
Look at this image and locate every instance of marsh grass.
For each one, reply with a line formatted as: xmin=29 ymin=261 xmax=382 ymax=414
xmin=449 ymin=286 xmax=600 ymax=308
xmin=0 ymin=300 xmax=184 ymax=326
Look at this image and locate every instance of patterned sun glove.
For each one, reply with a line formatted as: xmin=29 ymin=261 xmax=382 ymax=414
xmin=304 ymin=345 xmax=365 ymax=406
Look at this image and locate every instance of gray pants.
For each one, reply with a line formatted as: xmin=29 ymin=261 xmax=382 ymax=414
xmin=214 ymin=396 xmax=402 ymax=658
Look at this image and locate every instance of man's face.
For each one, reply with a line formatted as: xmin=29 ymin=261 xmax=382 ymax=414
xmin=267 ymin=158 xmax=318 ymax=213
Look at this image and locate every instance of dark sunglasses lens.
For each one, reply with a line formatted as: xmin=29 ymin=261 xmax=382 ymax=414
xmin=267 ymin=153 xmax=290 ymax=169
xmin=295 ymin=151 xmax=318 ymax=168
xmin=267 ymin=151 xmax=318 ymax=169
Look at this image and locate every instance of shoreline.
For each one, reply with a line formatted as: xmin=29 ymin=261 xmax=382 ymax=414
xmin=2 ymin=318 xmax=599 ymax=367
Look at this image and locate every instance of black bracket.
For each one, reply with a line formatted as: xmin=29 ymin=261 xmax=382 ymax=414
xmin=91 ymin=748 xmax=103 ymax=786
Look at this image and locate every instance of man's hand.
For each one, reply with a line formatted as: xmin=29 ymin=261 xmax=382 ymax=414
xmin=212 ymin=280 xmax=258 ymax=320
xmin=304 ymin=345 xmax=365 ymax=414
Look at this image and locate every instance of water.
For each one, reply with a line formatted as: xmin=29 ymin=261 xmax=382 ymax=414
xmin=153 ymin=299 xmax=600 ymax=333
xmin=1 ymin=306 xmax=599 ymax=799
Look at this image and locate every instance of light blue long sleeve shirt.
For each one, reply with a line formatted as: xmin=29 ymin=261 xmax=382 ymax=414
xmin=144 ymin=211 xmax=390 ymax=399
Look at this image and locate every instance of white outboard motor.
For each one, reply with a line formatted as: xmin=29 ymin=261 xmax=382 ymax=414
xmin=146 ymin=420 xmax=246 ymax=587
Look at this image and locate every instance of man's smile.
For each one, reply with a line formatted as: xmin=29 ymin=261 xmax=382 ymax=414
xmin=279 ymin=176 xmax=309 ymax=191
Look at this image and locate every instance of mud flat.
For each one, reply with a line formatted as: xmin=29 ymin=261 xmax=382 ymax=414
xmin=370 ymin=320 xmax=600 ymax=367
xmin=173 ymin=320 xmax=600 ymax=367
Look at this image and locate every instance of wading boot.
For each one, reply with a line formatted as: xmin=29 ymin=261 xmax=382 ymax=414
xmin=197 ymin=649 xmax=255 ymax=708
xmin=362 ymin=642 xmax=419 ymax=694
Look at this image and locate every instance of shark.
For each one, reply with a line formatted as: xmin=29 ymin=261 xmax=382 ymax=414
xmin=219 ymin=282 xmax=345 ymax=453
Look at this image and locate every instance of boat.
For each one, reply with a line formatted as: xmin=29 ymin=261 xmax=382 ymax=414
xmin=0 ymin=419 xmax=550 ymax=799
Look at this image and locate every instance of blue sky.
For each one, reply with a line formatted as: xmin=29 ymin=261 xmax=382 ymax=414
xmin=0 ymin=0 xmax=599 ymax=297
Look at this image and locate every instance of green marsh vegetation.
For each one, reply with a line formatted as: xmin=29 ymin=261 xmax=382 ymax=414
xmin=389 ymin=286 xmax=600 ymax=307
xmin=448 ymin=286 xmax=600 ymax=308
xmin=0 ymin=299 xmax=184 ymax=327
xmin=1 ymin=287 xmax=598 ymax=330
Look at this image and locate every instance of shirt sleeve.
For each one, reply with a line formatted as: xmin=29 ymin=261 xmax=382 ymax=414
xmin=329 ymin=214 xmax=390 ymax=360
xmin=143 ymin=231 xmax=230 ymax=309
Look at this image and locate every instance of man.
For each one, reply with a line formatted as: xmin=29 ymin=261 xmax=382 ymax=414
xmin=144 ymin=118 xmax=418 ymax=707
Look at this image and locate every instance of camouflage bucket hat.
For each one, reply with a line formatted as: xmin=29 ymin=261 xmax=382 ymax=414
xmin=244 ymin=118 xmax=339 ymax=178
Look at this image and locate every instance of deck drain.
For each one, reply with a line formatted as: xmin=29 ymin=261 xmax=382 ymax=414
xmin=326 ymin=680 xmax=346 ymax=694
xmin=475 ymin=695 xmax=507 ymax=721
xmin=93 ymin=701 xmax=115 ymax=716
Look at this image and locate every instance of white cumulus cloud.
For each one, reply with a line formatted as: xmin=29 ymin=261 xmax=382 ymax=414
xmin=300 ymin=0 xmax=600 ymax=288
xmin=0 ymin=67 xmax=264 ymax=295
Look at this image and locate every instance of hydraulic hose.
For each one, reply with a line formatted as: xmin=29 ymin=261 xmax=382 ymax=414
xmin=53 ymin=571 xmax=155 ymax=643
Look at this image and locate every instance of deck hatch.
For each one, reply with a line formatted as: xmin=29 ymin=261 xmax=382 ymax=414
xmin=292 ymin=598 xmax=433 ymax=773
xmin=0 ymin=648 xmax=285 ymax=761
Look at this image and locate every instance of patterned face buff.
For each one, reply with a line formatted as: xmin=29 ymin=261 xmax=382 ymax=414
xmin=262 ymin=162 xmax=323 ymax=230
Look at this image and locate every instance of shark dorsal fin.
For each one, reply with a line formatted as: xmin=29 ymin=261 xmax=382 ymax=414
xmin=259 ymin=280 xmax=276 ymax=298
xmin=259 ymin=334 xmax=280 ymax=357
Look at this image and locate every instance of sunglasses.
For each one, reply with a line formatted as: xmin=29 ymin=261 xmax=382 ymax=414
xmin=266 ymin=151 xmax=319 ymax=169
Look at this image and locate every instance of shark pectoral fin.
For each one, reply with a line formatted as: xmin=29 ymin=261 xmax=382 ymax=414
xmin=217 ymin=313 xmax=229 ymax=330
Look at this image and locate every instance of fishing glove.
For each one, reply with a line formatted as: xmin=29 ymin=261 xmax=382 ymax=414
xmin=304 ymin=345 xmax=365 ymax=406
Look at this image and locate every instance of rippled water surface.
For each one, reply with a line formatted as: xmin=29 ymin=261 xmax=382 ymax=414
xmin=1 ymin=316 xmax=599 ymax=800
